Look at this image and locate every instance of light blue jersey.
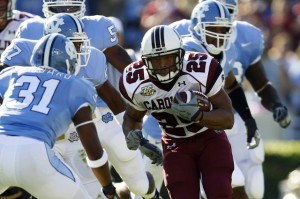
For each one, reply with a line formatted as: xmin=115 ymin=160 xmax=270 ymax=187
xmin=15 ymin=17 xmax=46 ymax=40
xmin=16 ymin=15 xmax=118 ymax=51
xmin=230 ymin=21 xmax=264 ymax=83
xmin=81 ymin=15 xmax=118 ymax=51
xmin=168 ymin=19 xmax=191 ymax=36
xmin=0 ymin=38 xmax=36 ymax=67
xmin=0 ymin=66 xmax=97 ymax=148
xmin=1 ymin=38 xmax=108 ymax=107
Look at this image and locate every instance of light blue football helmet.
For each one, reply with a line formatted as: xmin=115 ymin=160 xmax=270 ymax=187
xmin=44 ymin=13 xmax=90 ymax=66
xmin=30 ymin=33 xmax=80 ymax=75
xmin=199 ymin=0 xmax=238 ymax=21
xmin=43 ymin=0 xmax=86 ymax=18
xmin=191 ymin=0 xmax=233 ymax=55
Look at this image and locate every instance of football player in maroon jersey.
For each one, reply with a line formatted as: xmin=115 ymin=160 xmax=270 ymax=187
xmin=119 ymin=25 xmax=235 ymax=199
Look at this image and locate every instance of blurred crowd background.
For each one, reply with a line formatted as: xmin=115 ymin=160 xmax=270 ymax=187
xmin=14 ymin=0 xmax=300 ymax=197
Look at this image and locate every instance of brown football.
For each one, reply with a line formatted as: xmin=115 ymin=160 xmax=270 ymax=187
xmin=173 ymin=90 xmax=212 ymax=112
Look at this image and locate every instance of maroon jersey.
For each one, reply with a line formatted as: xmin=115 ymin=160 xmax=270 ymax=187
xmin=120 ymin=51 xmax=224 ymax=138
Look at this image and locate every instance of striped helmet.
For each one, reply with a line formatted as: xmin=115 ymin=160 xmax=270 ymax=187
xmin=141 ymin=25 xmax=185 ymax=83
xmin=30 ymin=33 xmax=79 ymax=75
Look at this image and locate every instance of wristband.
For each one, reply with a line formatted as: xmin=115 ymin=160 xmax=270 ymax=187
xmin=86 ymin=150 xmax=108 ymax=168
xmin=114 ymin=111 xmax=125 ymax=125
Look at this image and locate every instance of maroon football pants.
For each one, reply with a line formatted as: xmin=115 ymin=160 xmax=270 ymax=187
xmin=162 ymin=129 xmax=234 ymax=199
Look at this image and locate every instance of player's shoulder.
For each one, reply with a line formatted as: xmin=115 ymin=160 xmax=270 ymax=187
xmin=90 ymin=46 xmax=106 ymax=58
xmin=81 ymin=15 xmax=113 ymax=25
xmin=182 ymin=51 xmax=221 ymax=74
xmin=182 ymin=36 xmax=206 ymax=52
xmin=0 ymin=65 xmax=18 ymax=75
xmin=18 ymin=16 xmax=45 ymax=26
xmin=169 ymin=19 xmax=190 ymax=28
xmin=10 ymin=37 xmax=36 ymax=46
xmin=234 ymin=20 xmax=262 ymax=35
xmin=120 ymin=60 xmax=149 ymax=96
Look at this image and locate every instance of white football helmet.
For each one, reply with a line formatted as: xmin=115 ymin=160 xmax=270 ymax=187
xmin=0 ymin=0 xmax=16 ymax=21
xmin=43 ymin=0 xmax=86 ymax=18
xmin=141 ymin=25 xmax=185 ymax=83
xmin=31 ymin=33 xmax=80 ymax=75
xmin=191 ymin=0 xmax=233 ymax=55
xmin=44 ymin=13 xmax=90 ymax=67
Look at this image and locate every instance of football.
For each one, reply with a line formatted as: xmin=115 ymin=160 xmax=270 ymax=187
xmin=173 ymin=90 xmax=212 ymax=112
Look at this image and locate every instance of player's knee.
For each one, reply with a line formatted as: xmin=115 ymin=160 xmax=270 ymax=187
xmin=128 ymin=171 xmax=157 ymax=198
xmin=231 ymin=161 xmax=245 ymax=188
xmin=245 ymin=165 xmax=264 ymax=199
xmin=108 ymin=133 xmax=137 ymax=162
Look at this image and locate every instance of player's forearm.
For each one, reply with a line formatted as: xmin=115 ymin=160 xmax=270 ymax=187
xmin=104 ymin=45 xmax=132 ymax=72
xmin=122 ymin=115 xmax=143 ymax=137
xmin=196 ymin=109 xmax=234 ymax=129
xmin=256 ymin=83 xmax=283 ymax=111
xmin=91 ymin=162 xmax=113 ymax=187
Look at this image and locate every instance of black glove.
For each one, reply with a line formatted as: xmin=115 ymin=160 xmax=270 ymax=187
xmin=126 ymin=129 xmax=144 ymax=150
xmin=140 ymin=139 xmax=163 ymax=166
xmin=102 ymin=183 xmax=120 ymax=199
xmin=244 ymin=118 xmax=261 ymax=149
xmin=273 ymin=105 xmax=291 ymax=128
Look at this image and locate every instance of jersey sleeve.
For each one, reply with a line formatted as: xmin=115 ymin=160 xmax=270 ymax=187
xmin=78 ymin=47 xmax=108 ymax=86
xmin=69 ymin=78 xmax=98 ymax=116
xmin=235 ymin=21 xmax=264 ymax=66
xmin=205 ymin=57 xmax=224 ymax=97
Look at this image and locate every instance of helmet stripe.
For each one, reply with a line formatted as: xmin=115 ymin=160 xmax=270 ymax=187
xmin=67 ymin=14 xmax=83 ymax=33
xmin=160 ymin=26 xmax=165 ymax=48
xmin=216 ymin=1 xmax=226 ymax=18
xmin=151 ymin=26 xmax=165 ymax=49
xmin=43 ymin=33 xmax=57 ymax=67
xmin=151 ymin=27 xmax=155 ymax=49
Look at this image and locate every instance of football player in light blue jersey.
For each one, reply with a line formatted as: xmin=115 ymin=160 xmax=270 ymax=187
xmin=222 ymin=0 xmax=290 ymax=198
xmin=0 ymin=33 xmax=118 ymax=199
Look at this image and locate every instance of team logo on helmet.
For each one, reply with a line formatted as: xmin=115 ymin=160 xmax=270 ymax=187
xmin=45 ymin=17 xmax=65 ymax=33
xmin=65 ymin=40 xmax=77 ymax=60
